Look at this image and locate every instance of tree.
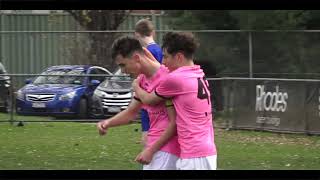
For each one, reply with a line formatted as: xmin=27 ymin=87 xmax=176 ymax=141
xmin=164 ymin=10 xmax=245 ymax=76
xmin=164 ymin=10 xmax=237 ymax=30
xmin=65 ymin=10 xmax=130 ymax=70
xmin=230 ymin=10 xmax=309 ymax=30
xmin=164 ymin=10 xmax=320 ymax=78
xmin=229 ymin=11 xmax=317 ymax=78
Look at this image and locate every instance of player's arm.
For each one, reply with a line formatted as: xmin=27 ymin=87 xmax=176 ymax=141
xmin=97 ymin=98 xmax=142 ymax=135
xmin=148 ymin=100 xmax=177 ymax=153
xmin=135 ymin=100 xmax=177 ymax=164
xmin=133 ymin=72 xmax=180 ymax=107
xmin=132 ymin=79 xmax=164 ymax=106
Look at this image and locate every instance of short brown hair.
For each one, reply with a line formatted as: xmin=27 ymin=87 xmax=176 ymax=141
xmin=162 ymin=32 xmax=199 ymax=59
xmin=111 ymin=35 xmax=143 ymax=61
xmin=135 ymin=18 xmax=154 ymax=37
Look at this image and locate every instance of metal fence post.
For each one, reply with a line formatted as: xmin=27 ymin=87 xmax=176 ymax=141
xmin=9 ymin=75 xmax=14 ymax=125
xmin=248 ymin=31 xmax=253 ymax=78
xmin=225 ymin=79 xmax=233 ymax=130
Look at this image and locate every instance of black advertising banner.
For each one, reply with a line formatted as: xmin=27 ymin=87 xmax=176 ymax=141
xmin=219 ymin=79 xmax=320 ymax=135
xmin=305 ymin=84 xmax=320 ymax=134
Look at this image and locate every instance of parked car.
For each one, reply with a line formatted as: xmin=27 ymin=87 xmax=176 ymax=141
xmin=91 ymin=68 xmax=133 ymax=118
xmin=15 ymin=65 xmax=112 ymax=119
xmin=0 ymin=62 xmax=11 ymax=113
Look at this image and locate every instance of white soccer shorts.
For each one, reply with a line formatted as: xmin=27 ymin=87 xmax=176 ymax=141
xmin=176 ymin=155 xmax=217 ymax=170
xmin=143 ymin=150 xmax=179 ymax=170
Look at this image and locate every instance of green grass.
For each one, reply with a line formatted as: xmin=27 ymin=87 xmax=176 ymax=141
xmin=0 ymin=113 xmax=320 ymax=170
xmin=0 ymin=114 xmax=142 ymax=170
xmin=216 ymin=129 xmax=320 ymax=170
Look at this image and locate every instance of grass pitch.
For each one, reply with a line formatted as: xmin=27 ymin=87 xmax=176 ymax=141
xmin=0 ymin=114 xmax=319 ymax=170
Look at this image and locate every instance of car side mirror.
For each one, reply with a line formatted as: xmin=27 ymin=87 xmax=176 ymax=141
xmin=90 ymin=79 xmax=100 ymax=86
xmin=25 ymin=79 xmax=32 ymax=84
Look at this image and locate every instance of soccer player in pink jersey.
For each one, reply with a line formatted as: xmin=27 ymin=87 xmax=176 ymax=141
xmin=96 ymin=35 xmax=180 ymax=170
xmin=134 ymin=18 xmax=163 ymax=147
xmin=133 ymin=32 xmax=217 ymax=170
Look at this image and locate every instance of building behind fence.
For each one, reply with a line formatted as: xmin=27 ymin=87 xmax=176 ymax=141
xmin=2 ymin=12 xmax=320 ymax=84
xmin=0 ymin=11 xmax=168 ymax=80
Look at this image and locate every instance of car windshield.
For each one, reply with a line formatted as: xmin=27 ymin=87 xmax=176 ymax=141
xmin=99 ymin=69 xmax=132 ymax=89
xmin=33 ymin=68 xmax=85 ymax=85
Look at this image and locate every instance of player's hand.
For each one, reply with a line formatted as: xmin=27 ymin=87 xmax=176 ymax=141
xmin=134 ymin=148 xmax=154 ymax=165
xmin=132 ymin=76 xmax=142 ymax=93
xmin=97 ymin=120 xmax=109 ymax=136
xmin=132 ymin=78 xmax=139 ymax=92
xmin=141 ymin=132 xmax=148 ymax=147
xmin=143 ymin=47 xmax=157 ymax=62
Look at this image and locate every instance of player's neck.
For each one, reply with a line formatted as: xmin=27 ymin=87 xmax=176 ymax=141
xmin=140 ymin=36 xmax=155 ymax=47
xmin=141 ymin=60 xmax=161 ymax=78
xmin=181 ymin=59 xmax=195 ymax=67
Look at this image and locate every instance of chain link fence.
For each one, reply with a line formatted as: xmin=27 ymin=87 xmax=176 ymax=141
xmin=0 ymin=75 xmax=320 ymax=135
xmin=1 ymin=30 xmax=320 ymax=134
xmin=2 ymin=30 xmax=320 ymax=78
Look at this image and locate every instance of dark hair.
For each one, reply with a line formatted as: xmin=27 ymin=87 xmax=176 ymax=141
xmin=135 ymin=18 xmax=154 ymax=37
xmin=162 ymin=32 xmax=199 ymax=59
xmin=111 ymin=35 xmax=143 ymax=61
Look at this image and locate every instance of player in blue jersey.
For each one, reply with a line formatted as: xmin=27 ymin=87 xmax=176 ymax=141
xmin=134 ymin=18 xmax=163 ymax=147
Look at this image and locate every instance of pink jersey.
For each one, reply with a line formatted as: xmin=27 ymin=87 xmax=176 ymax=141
xmin=155 ymin=65 xmax=217 ymax=159
xmin=136 ymin=65 xmax=180 ymax=157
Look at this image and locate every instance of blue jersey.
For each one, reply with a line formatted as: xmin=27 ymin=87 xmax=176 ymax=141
xmin=146 ymin=43 xmax=163 ymax=64
xmin=141 ymin=42 xmax=163 ymax=132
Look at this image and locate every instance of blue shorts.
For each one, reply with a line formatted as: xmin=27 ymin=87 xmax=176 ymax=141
xmin=140 ymin=109 xmax=150 ymax=132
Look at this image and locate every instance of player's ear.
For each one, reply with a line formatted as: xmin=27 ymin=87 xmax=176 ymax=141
xmin=132 ymin=53 xmax=141 ymax=63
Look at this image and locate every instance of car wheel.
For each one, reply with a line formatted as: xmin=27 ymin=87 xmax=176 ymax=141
xmin=78 ymin=98 xmax=88 ymax=119
xmin=0 ymin=97 xmax=11 ymax=113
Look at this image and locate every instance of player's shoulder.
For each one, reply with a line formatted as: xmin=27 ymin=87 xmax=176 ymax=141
xmin=147 ymin=43 xmax=161 ymax=51
xmin=168 ymin=68 xmax=186 ymax=78
xmin=161 ymin=71 xmax=182 ymax=86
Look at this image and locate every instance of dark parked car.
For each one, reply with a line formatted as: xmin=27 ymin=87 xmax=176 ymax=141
xmin=0 ymin=62 xmax=11 ymax=113
xmin=16 ymin=65 xmax=112 ymax=118
xmin=91 ymin=69 xmax=133 ymax=118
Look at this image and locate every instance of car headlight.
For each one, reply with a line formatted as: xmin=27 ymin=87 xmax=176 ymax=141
xmin=94 ymin=89 xmax=104 ymax=97
xmin=16 ymin=90 xmax=24 ymax=100
xmin=59 ymin=91 xmax=76 ymax=101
